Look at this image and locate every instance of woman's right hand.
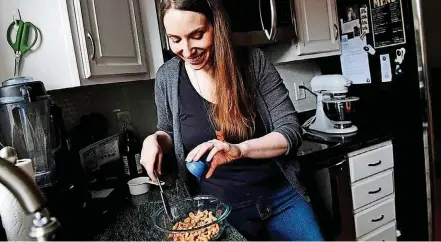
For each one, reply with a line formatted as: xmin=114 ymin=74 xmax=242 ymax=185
xmin=140 ymin=134 xmax=163 ymax=183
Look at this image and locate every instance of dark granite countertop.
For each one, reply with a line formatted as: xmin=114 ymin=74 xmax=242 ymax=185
xmin=297 ymin=126 xmax=393 ymax=170
xmin=92 ymin=179 xmax=246 ymax=241
xmin=90 ymin=126 xmax=391 ymax=241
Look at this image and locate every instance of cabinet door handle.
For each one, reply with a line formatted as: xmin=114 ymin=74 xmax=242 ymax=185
xmin=86 ymin=32 xmax=95 ymax=60
xmin=371 ymin=215 xmax=384 ymax=222
xmin=368 ymin=187 xmax=382 ymax=194
xmin=368 ymin=160 xmax=382 ymax=166
xmin=334 ymin=24 xmax=339 ymax=41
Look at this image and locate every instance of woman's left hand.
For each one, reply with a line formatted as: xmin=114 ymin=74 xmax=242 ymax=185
xmin=185 ymin=139 xmax=243 ymax=178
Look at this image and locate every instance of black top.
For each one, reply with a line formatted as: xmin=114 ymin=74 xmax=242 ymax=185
xmin=178 ymin=62 xmax=288 ymax=204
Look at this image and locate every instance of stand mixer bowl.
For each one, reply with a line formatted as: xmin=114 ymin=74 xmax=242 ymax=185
xmin=322 ymin=96 xmax=359 ymax=123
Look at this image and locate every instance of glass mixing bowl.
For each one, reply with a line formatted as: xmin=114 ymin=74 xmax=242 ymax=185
xmin=153 ymin=195 xmax=231 ymax=241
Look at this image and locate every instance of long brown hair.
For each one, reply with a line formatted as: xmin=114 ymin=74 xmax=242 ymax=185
xmin=160 ymin=0 xmax=256 ymax=142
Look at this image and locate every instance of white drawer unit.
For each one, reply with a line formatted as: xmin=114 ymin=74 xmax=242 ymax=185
xmin=344 ymin=140 xmax=398 ymax=240
xmin=358 ymin=221 xmax=397 ymax=241
xmin=349 ymin=143 xmax=394 ymax=182
xmin=354 ymin=197 xmax=396 ymax=237
xmin=351 ymin=169 xmax=394 ymax=210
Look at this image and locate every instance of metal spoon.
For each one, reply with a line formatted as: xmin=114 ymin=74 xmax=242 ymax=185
xmin=154 ymin=170 xmax=172 ymax=221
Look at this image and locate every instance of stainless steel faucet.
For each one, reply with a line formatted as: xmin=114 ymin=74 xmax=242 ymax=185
xmin=0 ymin=157 xmax=59 ymax=241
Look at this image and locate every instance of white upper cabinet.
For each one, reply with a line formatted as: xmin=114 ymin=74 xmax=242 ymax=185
xmin=295 ymin=0 xmax=340 ymax=55
xmin=73 ymin=0 xmax=148 ymax=78
xmin=0 ymin=1 xmax=81 ymax=90
xmin=264 ymin=0 xmax=341 ymax=63
xmin=0 ymin=0 xmax=163 ymax=91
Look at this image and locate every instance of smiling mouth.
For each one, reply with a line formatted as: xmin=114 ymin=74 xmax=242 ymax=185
xmin=188 ymin=52 xmax=205 ymax=65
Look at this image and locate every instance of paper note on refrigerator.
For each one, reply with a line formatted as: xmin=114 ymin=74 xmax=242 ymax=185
xmin=340 ymin=36 xmax=372 ymax=84
xmin=380 ymin=54 xmax=392 ymax=82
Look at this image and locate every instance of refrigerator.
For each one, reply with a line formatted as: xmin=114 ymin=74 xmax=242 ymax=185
xmin=321 ymin=0 xmax=433 ymax=240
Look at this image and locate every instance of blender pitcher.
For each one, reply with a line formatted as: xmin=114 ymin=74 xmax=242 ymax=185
xmin=0 ymin=77 xmax=57 ymax=188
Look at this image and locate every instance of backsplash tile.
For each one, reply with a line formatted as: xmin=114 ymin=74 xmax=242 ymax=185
xmin=49 ymin=80 xmax=157 ymax=139
xmin=275 ymin=60 xmax=320 ymax=112
xmin=49 ymin=60 xmax=320 ymax=139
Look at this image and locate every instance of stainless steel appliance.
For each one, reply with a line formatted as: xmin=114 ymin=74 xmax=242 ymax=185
xmin=297 ymin=140 xmax=355 ymax=240
xmin=156 ymin=0 xmax=297 ymax=56
xmin=0 ymin=157 xmax=60 ymax=240
xmin=0 ymin=77 xmax=57 ymax=188
xmin=222 ymin=0 xmax=296 ymax=46
xmin=416 ymin=0 xmax=441 ymax=240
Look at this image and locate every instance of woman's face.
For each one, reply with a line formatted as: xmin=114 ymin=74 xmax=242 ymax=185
xmin=164 ymin=9 xmax=214 ymax=70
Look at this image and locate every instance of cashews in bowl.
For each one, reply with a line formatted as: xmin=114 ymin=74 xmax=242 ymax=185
xmin=168 ymin=210 xmax=220 ymax=242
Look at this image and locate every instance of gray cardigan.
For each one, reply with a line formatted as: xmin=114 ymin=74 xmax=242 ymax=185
xmin=154 ymin=48 xmax=309 ymax=202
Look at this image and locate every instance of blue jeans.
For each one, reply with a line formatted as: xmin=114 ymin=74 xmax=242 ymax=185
xmin=227 ymin=186 xmax=324 ymax=241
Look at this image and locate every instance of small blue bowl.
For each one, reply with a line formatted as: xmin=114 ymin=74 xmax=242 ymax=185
xmin=186 ymin=161 xmax=210 ymax=178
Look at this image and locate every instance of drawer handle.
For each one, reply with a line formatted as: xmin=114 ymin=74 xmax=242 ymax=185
xmin=368 ymin=187 xmax=382 ymax=194
xmin=371 ymin=215 xmax=385 ymax=222
xmin=368 ymin=160 xmax=382 ymax=166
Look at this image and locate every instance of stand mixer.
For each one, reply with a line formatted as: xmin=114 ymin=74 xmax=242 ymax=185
xmin=308 ymin=75 xmax=360 ymax=134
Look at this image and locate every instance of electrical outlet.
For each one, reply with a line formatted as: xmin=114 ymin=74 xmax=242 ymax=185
xmin=294 ymin=81 xmax=306 ymax=100
xmin=298 ymin=81 xmax=306 ymax=99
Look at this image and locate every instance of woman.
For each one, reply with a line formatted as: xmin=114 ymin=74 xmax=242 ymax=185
xmin=140 ymin=0 xmax=323 ymax=240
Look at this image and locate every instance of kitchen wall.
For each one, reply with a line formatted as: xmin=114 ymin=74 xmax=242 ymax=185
xmin=276 ymin=60 xmax=319 ymax=112
xmin=49 ymin=80 xmax=157 ymax=139
xmin=49 ymin=60 xmax=320 ymax=139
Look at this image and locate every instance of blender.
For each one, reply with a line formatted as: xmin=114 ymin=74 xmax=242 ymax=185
xmin=0 ymin=77 xmax=57 ymax=188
